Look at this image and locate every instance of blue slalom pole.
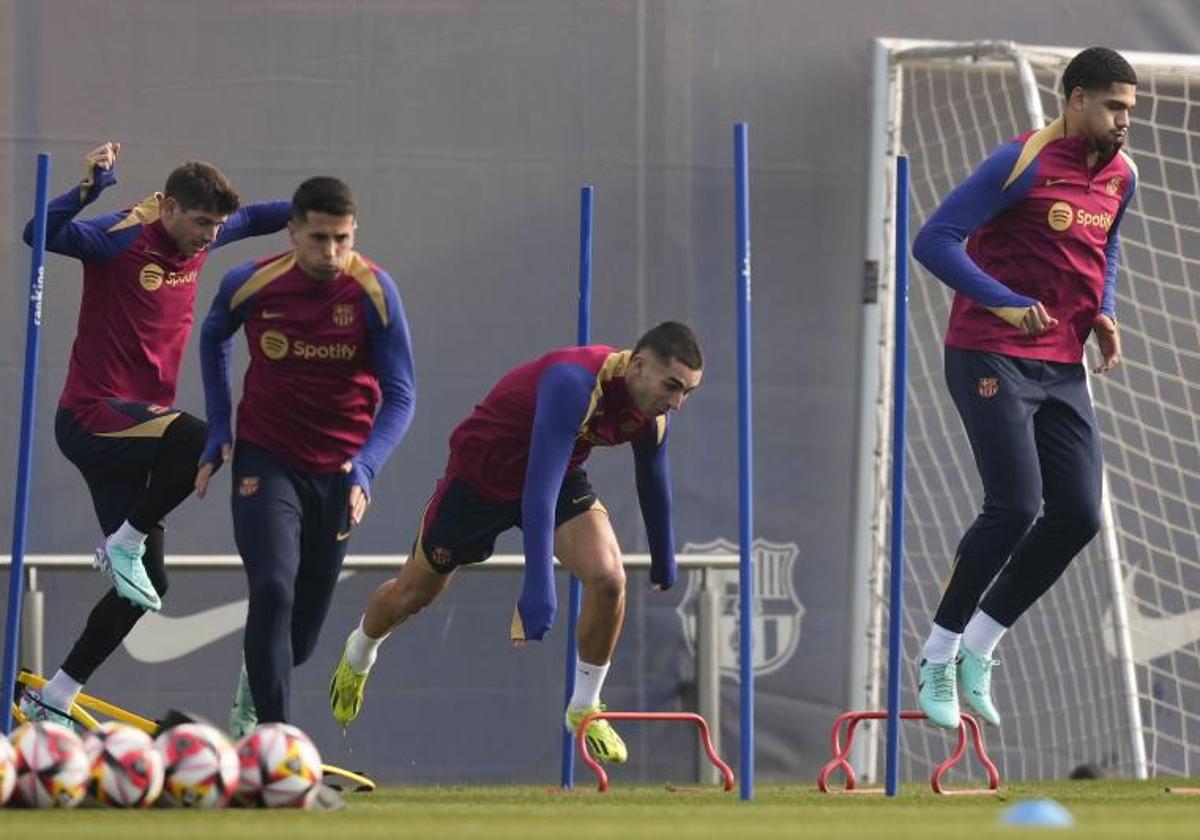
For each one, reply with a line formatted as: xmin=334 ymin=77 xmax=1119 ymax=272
xmin=560 ymin=184 xmax=593 ymax=787
xmin=2 ymin=153 xmax=51 ymax=734
xmin=734 ymin=123 xmax=754 ymax=801
xmin=885 ymin=155 xmax=910 ymax=797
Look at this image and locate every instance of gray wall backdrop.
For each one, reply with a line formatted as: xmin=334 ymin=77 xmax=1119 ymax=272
xmin=2 ymin=1 xmax=1198 ymax=783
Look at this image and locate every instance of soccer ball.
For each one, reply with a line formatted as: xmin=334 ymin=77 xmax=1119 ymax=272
xmin=8 ymin=722 xmax=90 ymax=808
xmin=83 ymin=722 xmax=164 ymax=808
xmin=236 ymin=723 xmax=324 ymax=808
xmin=155 ymin=723 xmax=239 ymax=808
xmin=0 ymin=735 xmax=16 ymax=806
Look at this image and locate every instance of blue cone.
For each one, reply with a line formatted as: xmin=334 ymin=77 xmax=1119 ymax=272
xmin=1000 ymin=798 xmax=1076 ymax=828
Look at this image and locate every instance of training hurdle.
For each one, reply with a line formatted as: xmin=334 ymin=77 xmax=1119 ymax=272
xmin=575 ymin=710 xmax=735 ymax=793
xmin=817 ymin=710 xmax=1000 ymax=795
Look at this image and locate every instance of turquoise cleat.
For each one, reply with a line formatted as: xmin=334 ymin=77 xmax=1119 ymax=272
xmin=228 ymin=660 xmax=259 ymax=739
xmin=957 ymin=646 xmax=1001 ymax=726
xmin=18 ymin=688 xmax=82 ymax=734
xmin=918 ymin=658 xmax=961 ymax=729
xmin=94 ymin=539 xmax=161 ymax=612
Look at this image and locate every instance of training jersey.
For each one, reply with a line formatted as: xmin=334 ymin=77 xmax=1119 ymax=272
xmin=23 ymin=165 xmax=290 ymax=433
xmin=200 ymin=251 xmax=415 ymax=489
xmin=445 ymin=345 xmax=676 ymax=641
xmin=912 ymin=116 xmax=1137 ymax=363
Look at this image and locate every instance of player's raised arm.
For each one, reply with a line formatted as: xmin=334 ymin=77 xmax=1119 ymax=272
xmin=512 ymin=363 xmax=595 ymax=643
xmin=22 ymin=141 xmax=133 ymax=261
xmin=212 ymin=199 xmax=291 ymax=247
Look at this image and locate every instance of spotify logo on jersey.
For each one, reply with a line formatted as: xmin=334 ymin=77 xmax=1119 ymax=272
xmin=260 ymin=330 xmax=290 ymax=360
xmin=1047 ymin=201 xmax=1074 ymax=232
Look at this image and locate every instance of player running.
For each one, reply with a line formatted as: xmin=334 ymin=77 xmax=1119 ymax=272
xmin=329 ymin=322 xmax=702 ymax=763
xmin=18 ymin=141 xmax=290 ymax=728
xmin=196 ymin=176 xmax=416 ymax=735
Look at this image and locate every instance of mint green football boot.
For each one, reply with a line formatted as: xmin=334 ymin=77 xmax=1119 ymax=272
xmin=917 ymin=658 xmax=961 ymax=729
xmin=957 ymin=646 xmax=1001 ymax=726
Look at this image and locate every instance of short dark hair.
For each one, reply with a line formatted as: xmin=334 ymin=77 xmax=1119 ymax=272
xmin=1062 ymin=47 xmax=1137 ymax=97
xmin=633 ymin=321 xmax=703 ymax=370
xmin=164 ymin=161 xmax=240 ymax=215
xmin=292 ymin=176 xmax=357 ymax=222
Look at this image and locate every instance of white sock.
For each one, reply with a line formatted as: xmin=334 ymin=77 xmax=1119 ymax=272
xmin=922 ymin=623 xmax=962 ymax=664
xmin=568 ymin=660 xmax=610 ymax=711
xmin=41 ymin=670 xmax=83 ymax=712
xmin=109 ymin=520 xmax=147 ymax=551
xmin=345 ymin=616 xmax=387 ymax=674
xmin=962 ymin=610 xmax=1007 ymax=659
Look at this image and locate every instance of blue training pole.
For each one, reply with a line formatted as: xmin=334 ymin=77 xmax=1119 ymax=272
xmin=2 ymin=153 xmax=51 ymax=734
xmin=734 ymin=123 xmax=754 ymax=801
xmin=560 ymin=184 xmax=593 ymax=787
xmin=885 ymin=155 xmax=910 ymax=797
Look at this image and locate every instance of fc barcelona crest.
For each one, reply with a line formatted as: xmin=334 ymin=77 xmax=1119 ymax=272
xmin=676 ymin=538 xmax=804 ymax=680
xmin=332 ymin=303 xmax=355 ymax=327
xmin=1106 ymin=175 xmax=1123 ymax=196
xmin=977 ymin=377 xmax=999 ymax=398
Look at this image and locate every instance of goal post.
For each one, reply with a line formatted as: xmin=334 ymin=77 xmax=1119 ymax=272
xmin=852 ymin=38 xmax=1200 ymax=784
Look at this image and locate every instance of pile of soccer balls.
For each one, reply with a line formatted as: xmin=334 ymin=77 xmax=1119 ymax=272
xmin=0 ymin=719 xmax=323 ymax=809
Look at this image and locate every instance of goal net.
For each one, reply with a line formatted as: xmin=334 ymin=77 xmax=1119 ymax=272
xmin=861 ymin=40 xmax=1200 ymax=782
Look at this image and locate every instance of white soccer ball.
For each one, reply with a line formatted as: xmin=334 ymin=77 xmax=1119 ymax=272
xmin=0 ymin=734 xmax=16 ymax=806
xmin=236 ymin=722 xmax=324 ymax=808
xmin=154 ymin=723 xmax=239 ymax=808
xmin=83 ymin=721 xmax=164 ymax=808
xmin=8 ymin=721 xmax=90 ymax=808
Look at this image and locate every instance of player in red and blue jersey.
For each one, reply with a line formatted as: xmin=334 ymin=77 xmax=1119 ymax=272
xmin=329 ymin=322 xmax=702 ymax=763
xmin=910 ymin=48 xmax=1138 ymax=728
xmin=196 ymin=176 xmax=415 ymax=734
xmin=18 ymin=141 xmax=290 ymax=729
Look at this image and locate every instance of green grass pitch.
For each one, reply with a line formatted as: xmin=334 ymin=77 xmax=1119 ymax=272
xmin=1 ymin=780 xmax=1197 ymax=838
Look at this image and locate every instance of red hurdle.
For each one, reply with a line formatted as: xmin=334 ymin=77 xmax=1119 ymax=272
xmin=817 ymin=710 xmax=1000 ymax=795
xmin=575 ymin=711 xmax=735 ymax=793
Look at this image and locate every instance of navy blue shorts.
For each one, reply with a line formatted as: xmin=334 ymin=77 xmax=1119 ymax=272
xmin=417 ymin=470 xmax=604 ymax=574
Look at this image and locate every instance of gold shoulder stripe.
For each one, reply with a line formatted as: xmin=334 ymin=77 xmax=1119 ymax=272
xmin=1118 ymin=149 xmax=1139 ymax=180
xmin=655 ymin=414 xmax=668 ymax=446
xmin=95 ymin=412 xmax=181 ymax=439
xmin=579 ymin=350 xmax=631 ymax=433
xmin=1002 ymin=116 xmax=1066 ymax=190
xmin=106 ymin=193 xmax=162 ymax=233
xmin=229 ymin=253 xmax=295 ymax=310
xmin=346 ymin=252 xmax=389 ymax=326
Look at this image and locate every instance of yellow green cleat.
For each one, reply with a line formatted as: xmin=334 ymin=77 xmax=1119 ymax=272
xmin=329 ymin=644 xmax=370 ymax=727
xmin=566 ymin=704 xmax=628 ymax=764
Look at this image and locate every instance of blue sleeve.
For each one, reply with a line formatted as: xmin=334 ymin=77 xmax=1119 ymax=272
xmin=513 ymin=362 xmax=595 ymax=642
xmin=912 ymin=141 xmax=1040 ymax=309
xmin=198 ymin=263 xmax=253 ymax=464
xmin=212 ymin=200 xmax=291 ymax=249
xmin=22 ymin=165 xmax=131 ymax=261
xmin=632 ymin=418 xmax=676 ymax=590
xmin=351 ymin=271 xmax=417 ymax=499
xmin=1101 ymin=170 xmax=1137 ymax=319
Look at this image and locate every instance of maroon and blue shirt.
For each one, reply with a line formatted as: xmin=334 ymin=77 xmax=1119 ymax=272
xmin=913 ymin=115 xmax=1137 ymax=363
xmin=443 ymin=345 xmax=675 ymax=640
xmin=199 ymin=251 xmax=415 ymax=499
xmin=23 ymin=164 xmax=290 ymax=433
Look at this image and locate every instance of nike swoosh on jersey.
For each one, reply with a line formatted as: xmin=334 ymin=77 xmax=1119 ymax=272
xmin=1043 ymin=178 xmax=1070 ymax=186
xmin=1102 ymin=569 xmax=1200 ymax=664
xmin=123 ymin=571 xmax=355 ymax=663
xmin=261 ymin=310 xmax=284 ymax=320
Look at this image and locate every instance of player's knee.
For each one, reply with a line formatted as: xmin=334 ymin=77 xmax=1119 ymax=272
xmin=1063 ymin=500 xmax=1102 ymax=542
xmin=582 ymin=555 xmax=625 ymax=604
xmin=249 ymin=576 xmax=293 ymax=613
xmin=997 ymin=500 xmax=1040 ymax=533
